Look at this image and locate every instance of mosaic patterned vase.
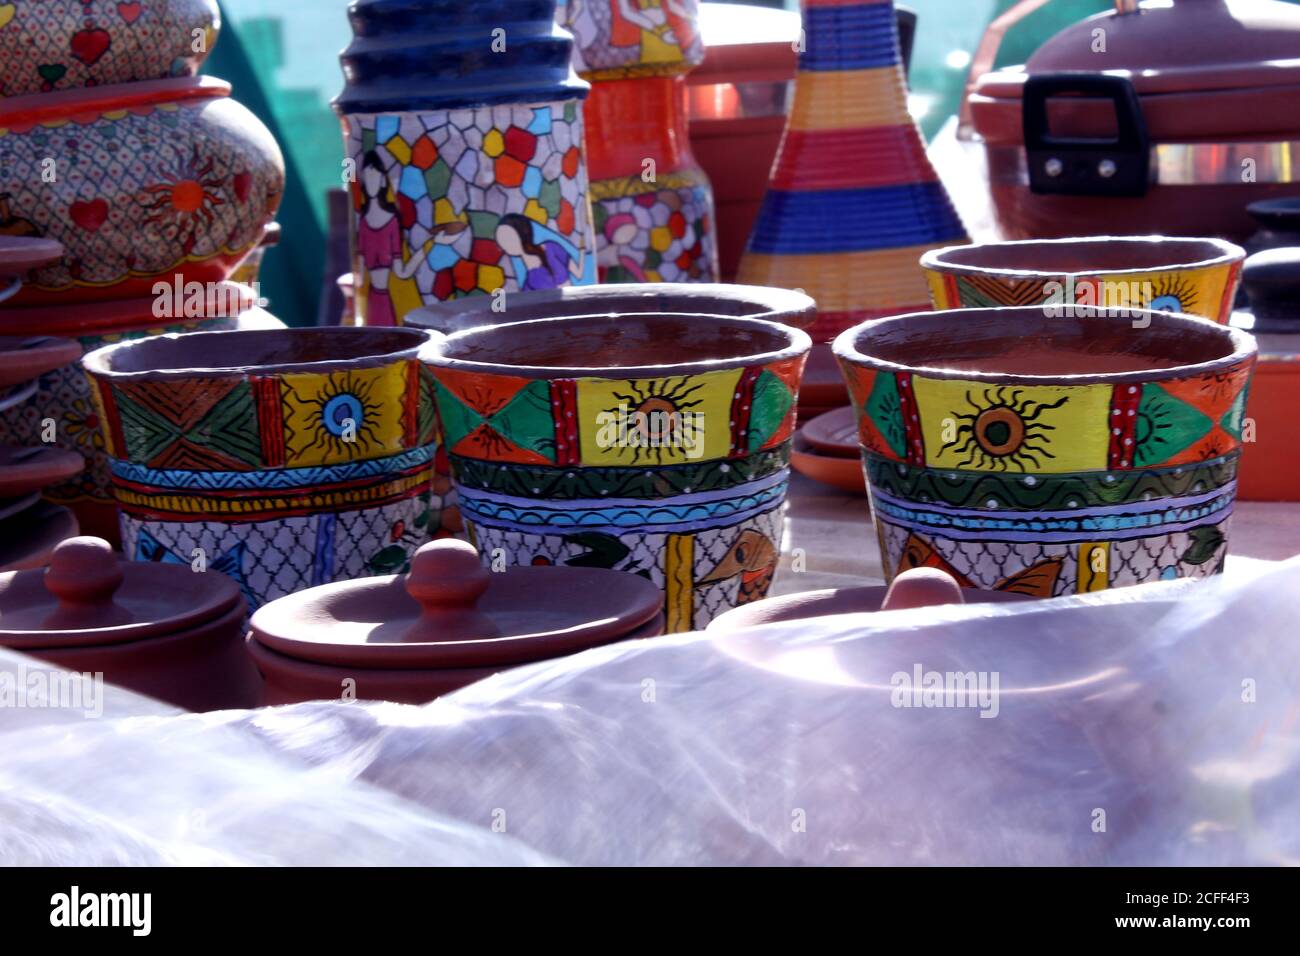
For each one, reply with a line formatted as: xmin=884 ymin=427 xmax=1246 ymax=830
xmin=423 ymin=313 xmax=811 ymax=632
xmin=82 ymin=327 xmax=441 ymax=609
xmin=558 ymin=0 xmax=719 ymax=283
xmin=834 ymin=307 xmax=1257 ymax=597
xmin=0 ymin=77 xmax=285 ymax=306
xmin=737 ymin=0 xmax=966 ymax=343
xmin=0 ymin=0 xmax=220 ymax=97
xmin=921 ymin=236 xmax=1245 ymax=324
xmin=335 ymin=0 xmax=598 ymax=327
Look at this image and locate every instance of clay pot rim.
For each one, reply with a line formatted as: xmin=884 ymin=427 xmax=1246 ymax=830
xmin=406 ymin=282 xmax=818 ymax=333
xmin=0 ymin=76 xmax=232 ymax=125
xmin=0 ymin=282 xmax=257 ymax=336
xmin=832 ymin=306 xmax=1256 ymax=386
xmin=422 ymin=312 xmax=812 ymax=379
xmin=82 ymin=327 xmax=437 ymax=381
xmin=920 ymin=236 xmax=1245 ymax=280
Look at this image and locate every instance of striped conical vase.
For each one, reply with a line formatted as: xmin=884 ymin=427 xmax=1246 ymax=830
xmin=737 ymin=0 xmax=966 ymax=343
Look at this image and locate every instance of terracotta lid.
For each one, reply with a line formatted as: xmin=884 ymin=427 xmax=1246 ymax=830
xmin=708 ymin=568 xmax=1032 ymax=631
xmin=0 ymin=536 xmax=242 ymax=650
xmin=0 ymin=445 xmax=86 ymax=499
xmin=249 ymin=539 xmax=664 ymax=669
xmin=801 ymin=406 xmax=859 ymax=459
xmin=1241 ymin=247 xmax=1300 ymax=331
xmin=0 ymin=335 xmax=82 ymax=389
xmin=0 ymin=236 xmax=64 ymax=275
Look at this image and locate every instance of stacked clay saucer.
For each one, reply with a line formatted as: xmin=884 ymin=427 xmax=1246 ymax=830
xmin=0 ymin=239 xmax=84 ymax=571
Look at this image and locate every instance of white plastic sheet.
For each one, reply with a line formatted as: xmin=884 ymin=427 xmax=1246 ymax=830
xmin=2 ymin=556 xmax=1298 ymax=865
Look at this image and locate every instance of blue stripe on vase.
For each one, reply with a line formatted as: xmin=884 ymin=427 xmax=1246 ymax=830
xmin=312 ymin=513 xmax=337 ymax=587
xmin=799 ymin=3 xmax=902 ymax=73
xmin=108 ymin=445 xmax=436 ymax=492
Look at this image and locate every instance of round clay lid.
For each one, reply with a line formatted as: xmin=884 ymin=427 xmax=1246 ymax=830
xmin=250 ymin=539 xmax=665 ymax=669
xmin=0 ymin=236 xmax=63 ymax=275
xmin=0 ymin=536 xmax=243 ymax=649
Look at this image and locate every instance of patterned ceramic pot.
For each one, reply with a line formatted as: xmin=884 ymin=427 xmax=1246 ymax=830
xmin=422 ymin=313 xmax=811 ymax=632
xmin=0 ymin=0 xmax=220 ymax=97
xmin=82 ymin=327 xmax=440 ymax=609
xmin=558 ymin=0 xmax=719 ymax=284
xmin=921 ymin=236 xmax=1245 ymax=324
xmin=0 ymin=77 xmax=284 ymax=306
xmin=334 ymin=0 xmax=597 ymax=326
xmin=834 ymin=306 xmax=1257 ymax=597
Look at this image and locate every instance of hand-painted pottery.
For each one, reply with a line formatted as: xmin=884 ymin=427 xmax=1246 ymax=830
xmin=81 ymin=327 xmax=441 ymax=609
xmin=921 ymin=236 xmax=1245 ymax=325
xmin=0 ymin=286 xmax=266 ymax=543
xmin=422 ymin=313 xmax=811 ymax=632
xmin=834 ymin=306 xmax=1257 ymax=596
xmin=736 ymin=0 xmax=967 ymax=344
xmin=790 ymin=427 xmax=867 ymax=495
xmin=334 ymin=0 xmax=597 ymax=327
xmin=0 ymin=77 xmax=284 ymax=306
xmin=247 ymin=538 xmax=664 ymax=704
xmin=558 ymin=0 xmax=719 ymax=284
xmin=0 ymin=0 xmax=219 ymax=98
xmin=0 ymin=536 xmax=259 ymax=711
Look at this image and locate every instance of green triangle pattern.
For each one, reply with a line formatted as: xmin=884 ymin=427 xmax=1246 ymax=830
xmin=189 ymin=381 xmax=262 ymax=467
xmin=747 ymin=369 xmax=794 ymax=452
xmin=115 ymin=389 xmax=182 ymax=464
xmin=1134 ymin=383 xmax=1213 ymax=467
xmin=1220 ymin=384 xmax=1249 ymax=441
xmin=433 ymin=380 xmax=486 ymax=449
xmin=487 ymin=379 xmax=556 ymax=462
xmin=864 ymin=372 xmax=907 ymax=459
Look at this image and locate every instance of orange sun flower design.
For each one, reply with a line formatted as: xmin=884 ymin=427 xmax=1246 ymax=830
xmin=141 ymin=147 xmax=226 ymax=256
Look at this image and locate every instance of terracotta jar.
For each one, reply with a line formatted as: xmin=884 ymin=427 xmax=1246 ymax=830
xmin=423 ymin=312 xmax=811 ymax=632
xmin=834 ymin=306 xmax=1257 ymax=596
xmin=334 ymin=0 xmax=598 ymax=326
xmin=967 ymin=0 xmax=1300 ymax=243
xmin=921 ymin=236 xmax=1245 ymax=324
xmin=0 ymin=0 xmax=220 ymax=98
xmin=0 ymin=77 xmax=284 ymax=307
xmin=81 ymin=327 xmax=440 ymax=609
xmin=0 ymin=536 xmax=258 ymax=712
xmin=559 ymin=0 xmax=719 ymax=284
xmin=248 ymin=538 xmax=665 ymax=705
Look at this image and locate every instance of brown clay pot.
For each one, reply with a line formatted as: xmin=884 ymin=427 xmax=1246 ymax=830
xmin=247 ymin=538 xmax=665 ymax=705
xmin=0 ymin=536 xmax=258 ymax=711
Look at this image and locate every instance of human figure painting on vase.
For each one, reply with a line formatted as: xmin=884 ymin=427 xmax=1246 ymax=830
xmin=355 ymin=150 xmax=429 ymax=327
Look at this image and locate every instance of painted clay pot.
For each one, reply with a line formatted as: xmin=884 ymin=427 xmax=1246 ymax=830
xmin=834 ymin=306 xmax=1257 ymax=596
xmin=422 ymin=312 xmax=811 ymax=632
xmin=0 ymin=0 xmax=220 ymax=98
xmin=0 ymin=536 xmax=258 ymax=711
xmin=247 ymin=538 xmax=664 ymax=705
xmin=736 ymin=0 xmax=966 ymax=345
xmin=334 ymin=0 xmax=597 ymax=327
xmin=0 ymin=76 xmax=284 ymax=306
xmin=921 ymin=236 xmax=1245 ymax=325
xmin=0 ymin=285 xmax=270 ymax=543
xmin=558 ymin=0 xmax=719 ymax=284
xmin=81 ymin=327 xmax=441 ymax=609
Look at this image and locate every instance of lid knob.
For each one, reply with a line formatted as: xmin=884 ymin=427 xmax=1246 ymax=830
xmin=881 ymin=567 xmax=966 ymax=611
xmin=42 ymin=536 xmax=134 ymax=628
xmin=1241 ymin=248 xmax=1300 ymax=332
xmin=403 ymin=539 xmax=501 ymax=642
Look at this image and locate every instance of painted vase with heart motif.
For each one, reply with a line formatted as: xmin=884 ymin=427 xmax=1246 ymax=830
xmin=0 ymin=0 xmax=219 ymax=98
xmin=0 ymin=76 xmax=283 ymax=306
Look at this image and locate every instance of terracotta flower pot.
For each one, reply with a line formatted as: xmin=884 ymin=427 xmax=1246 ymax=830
xmin=0 ymin=77 xmax=284 ymax=306
xmin=921 ymin=236 xmax=1245 ymax=325
xmin=422 ymin=312 xmax=811 ymax=632
xmin=81 ymin=327 xmax=440 ymax=609
xmin=834 ymin=306 xmax=1257 ymax=596
xmin=334 ymin=0 xmax=598 ymax=326
xmin=0 ymin=0 xmax=220 ymax=97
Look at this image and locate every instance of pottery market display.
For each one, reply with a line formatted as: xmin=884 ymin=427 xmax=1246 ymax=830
xmin=335 ymin=0 xmax=598 ymax=327
xmin=736 ymin=0 xmax=966 ymax=345
xmin=834 ymin=306 xmax=1257 ymax=596
xmin=559 ymin=0 xmax=719 ymax=284
xmin=248 ymin=538 xmax=664 ymax=705
xmin=0 ymin=536 xmax=259 ymax=712
xmin=0 ymin=0 xmax=220 ymax=98
xmin=423 ymin=312 xmax=811 ymax=632
xmin=967 ymin=0 xmax=1300 ymax=243
xmin=81 ymin=327 xmax=440 ymax=610
xmin=921 ymin=236 xmax=1245 ymax=324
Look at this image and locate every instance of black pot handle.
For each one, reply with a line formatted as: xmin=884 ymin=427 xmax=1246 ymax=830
xmin=1023 ymin=72 xmax=1151 ymax=197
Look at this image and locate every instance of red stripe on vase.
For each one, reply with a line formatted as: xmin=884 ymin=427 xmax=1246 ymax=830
xmin=403 ymin=360 xmax=421 ymax=448
xmin=769 ymin=127 xmax=937 ymax=191
xmin=252 ymin=375 xmax=286 ymax=468
xmin=894 ymin=371 xmax=926 ymax=466
xmin=1107 ymin=382 xmax=1143 ymax=470
xmin=552 ymin=379 xmax=581 ymax=466
xmin=729 ymin=366 xmax=762 ymax=456
xmin=97 ymin=382 xmax=127 ymax=459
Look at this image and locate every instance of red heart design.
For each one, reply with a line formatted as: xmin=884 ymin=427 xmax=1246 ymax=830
xmin=70 ymin=29 xmax=111 ymax=66
xmin=117 ymin=2 xmax=143 ymax=24
xmin=69 ymin=199 xmax=109 ymax=231
xmin=233 ymin=171 xmax=252 ymax=202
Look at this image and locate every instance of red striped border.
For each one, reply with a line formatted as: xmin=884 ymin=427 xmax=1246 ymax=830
xmin=1107 ymin=382 xmax=1143 ymax=470
xmin=769 ymin=127 xmax=937 ymax=192
xmin=552 ymin=379 xmax=581 ymax=466
xmin=1217 ymin=259 xmax=1243 ymax=324
xmin=96 ymin=381 xmax=127 ymax=458
xmin=895 ymin=372 xmax=925 ymax=466
xmin=730 ymin=366 xmax=762 ymax=457
xmin=251 ymin=376 xmax=285 ymax=468
xmin=403 ymin=360 xmax=421 ymax=448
